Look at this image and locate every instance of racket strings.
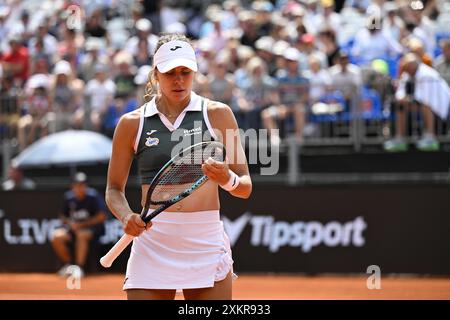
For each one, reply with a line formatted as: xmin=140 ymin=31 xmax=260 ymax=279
xmin=150 ymin=145 xmax=224 ymax=203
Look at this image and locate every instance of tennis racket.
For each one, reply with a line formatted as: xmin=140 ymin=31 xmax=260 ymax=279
xmin=100 ymin=141 xmax=225 ymax=268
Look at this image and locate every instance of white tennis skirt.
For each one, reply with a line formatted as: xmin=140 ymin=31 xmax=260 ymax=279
xmin=123 ymin=210 xmax=235 ymax=290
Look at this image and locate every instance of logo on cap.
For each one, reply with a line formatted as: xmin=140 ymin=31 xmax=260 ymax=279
xmin=170 ymin=46 xmax=182 ymax=51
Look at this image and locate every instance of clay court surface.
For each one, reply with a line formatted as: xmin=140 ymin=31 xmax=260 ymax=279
xmin=1 ymin=273 xmax=449 ymax=300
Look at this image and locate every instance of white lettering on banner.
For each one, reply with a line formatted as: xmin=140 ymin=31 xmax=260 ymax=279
xmin=2 ymin=219 xmax=62 ymax=245
xmin=223 ymin=213 xmax=251 ymax=246
xmin=223 ymin=214 xmax=367 ymax=253
xmin=18 ymin=220 xmax=33 ymax=244
xmin=99 ymin=219 xmax=124 ymax=244
xmin=248 ymin=216 xmax=265 ymax=246
xmin=263 ymin=217 xmax=274 ymax=246
xmin=4 ymin=220 xmax=19 ymax=244
xmin=2 ymin=217 xmax=123 ymax=246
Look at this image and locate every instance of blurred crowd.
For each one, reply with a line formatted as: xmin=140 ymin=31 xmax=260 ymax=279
xmin=0 ymin=0 xmax=449 ymax=152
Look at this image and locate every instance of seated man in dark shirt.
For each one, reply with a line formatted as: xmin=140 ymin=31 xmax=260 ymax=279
xmin=51 ymin=172 xmax=107 ymax=277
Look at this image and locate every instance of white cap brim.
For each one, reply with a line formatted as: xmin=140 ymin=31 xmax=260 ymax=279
xmin=154 ymin=40 xmax=198 ymax=74
xmin=156 ymin=57 xmax=198 ymax=73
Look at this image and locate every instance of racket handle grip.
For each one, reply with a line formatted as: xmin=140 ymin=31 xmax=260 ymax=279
xmin=100 ymin=234 xmax=134 ymax=268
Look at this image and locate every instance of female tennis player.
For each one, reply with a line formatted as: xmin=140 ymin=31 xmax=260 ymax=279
xmin=105 ymin=34 xmax=252 ymax=300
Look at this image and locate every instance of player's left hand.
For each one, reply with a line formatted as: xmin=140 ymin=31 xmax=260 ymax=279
xmin=202 ymin=156 xmax=230 ymax=185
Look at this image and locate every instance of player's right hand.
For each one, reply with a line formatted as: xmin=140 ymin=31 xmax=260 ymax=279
xmin=122 ymin=213 xmax=152 ymax=237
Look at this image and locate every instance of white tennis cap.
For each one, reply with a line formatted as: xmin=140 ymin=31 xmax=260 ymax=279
xmin=153 ymin=40 xmax=198 ymax=73
xmin=53 ymin=60 xmax=72 ymax=75
xmin=284 ymin=47 xmax=301 ymax=61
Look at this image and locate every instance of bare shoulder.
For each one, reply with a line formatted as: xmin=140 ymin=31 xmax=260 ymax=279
xmin=118 ymin=107 xmax=141 ymax=128
xmin=206 ymin=99 xmax=234 ymax=118
xmin=205 ymin=99 xmax=238 ymax=131
xmin=114 ymin=106 xmax=143 ymax=141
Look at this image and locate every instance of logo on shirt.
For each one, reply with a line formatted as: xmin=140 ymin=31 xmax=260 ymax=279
xmin=183 ymin=127 xmax=202 ymax=137
xmin=145 ymin=130 xmax=159 ymax=147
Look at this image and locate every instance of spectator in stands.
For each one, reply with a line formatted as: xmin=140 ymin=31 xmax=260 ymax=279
xmin=262 ymin=47 xmax=310 ymax=145
xmin=207 ymin=58 xmax=235 ymax=107
xmin=78 ymin=37 xmax=109 ymax=82
xmin=50 ymin=172 xmax=107 ymax=277
xmin=302 ymin=0 xmax=322 ymax=32
xmin=133 ymin=37 xmax=152 ymax=68
xmin=124 ymin=18 xmax=158 ymax=59
xmin=0 ymin=9 xmax=10 ymax=47
xmin=239 ymin=11 xmax=259 ymax=49
xmin=142 ymin=0 xmax=163 ymax=34
xmin=233 ymin=45 xmax=256 ymax=89
xmin=317 ymin=28 xmax=340 ymax=67
xmin=1 ymin=34 xmax=30 ymax=86
xmin=28 ymin=20 xmax=58 ymax=60
xmin=17 ymin=85 xmax=51 ymax=150
xmin=100 ymin=51 xmax=138 ymax=137
xmin=252 ymin=1 xmax=274 ymax=38
xmin=196 ymin=39 xmax=216 ymax=76
xmin=329 ymin=51 xmax=362 ymax=112
xmin=23 ymin=56 xmax=51 ymax=95
xmin=129 ymin=2 xmax=145 ymax=34
xmin=222 ymin=0 xmax=241 ymax=32
xmin=271 ymin=40 xmax=290 ymax=74
xmin=289 ymin=4 xmax=309 ymax=37
xmin=56 ymin=27 xmax=82 ymax=67
xmin=84 ymin=9 xmax=109 ymax=46
xmin=224 ymin=39 xmax=241 ymax=74
xmin=344 ymin=0 xmax=370 ymax=13
xmin=47 ymin=60 xmax=84 ymax=133
xmin=0 ymin=74 xmax=21 ymax=140
xmin=29 ymin=39 xmax=52 ymax=75
xmin=113 ymin=51 xmax=137 ymax=101
xmin=204 ymin=14 xmax=228 ymax=53
xmin=397 ymin=37 xmax=433 ymax=83
xmin=383 ymin=3 xmax=404 ymax=42
xmin=434 ymin=39 xmax=450 ymax=86
xmin=75 ymin=63 xmax=116 ymax=131
xmin=305 ymin=54 xmax=333 ymax=104
xmin=407 ymin=37 xmax=433 ymax=67
xmin=235 ymin=56 xmax=278 ymax=130
xmin=12 ymin=10 xmax=33 ymax=45
xmin=384 ymin=53 xmax=450 ymax=152
xmin=199 ymin=4 xmax=223 ymax=39
xmin=405 ymin=1 xmax=436 ymax=57
xmin=269 ymin=12 xmax=289 ymax=42
xmin=312 ymin=0 xmax=342 ymax=34
xmin=255 ymin=36 xmax=277 ymax=77
xmin=351 ymin=16 xmax=403 ymax=62
xmin=296 ymin=33 xmax=328 ymax=69
xmin=1 ymin=164 xmax=35 ymax=191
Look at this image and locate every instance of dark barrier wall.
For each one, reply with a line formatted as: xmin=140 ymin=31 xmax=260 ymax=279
xmin=1 ymin=185 xmax=450 ymax=275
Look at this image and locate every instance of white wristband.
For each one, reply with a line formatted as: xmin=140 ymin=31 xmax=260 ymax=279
xmin=220 ymin=170 xmax=240 ymax=192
